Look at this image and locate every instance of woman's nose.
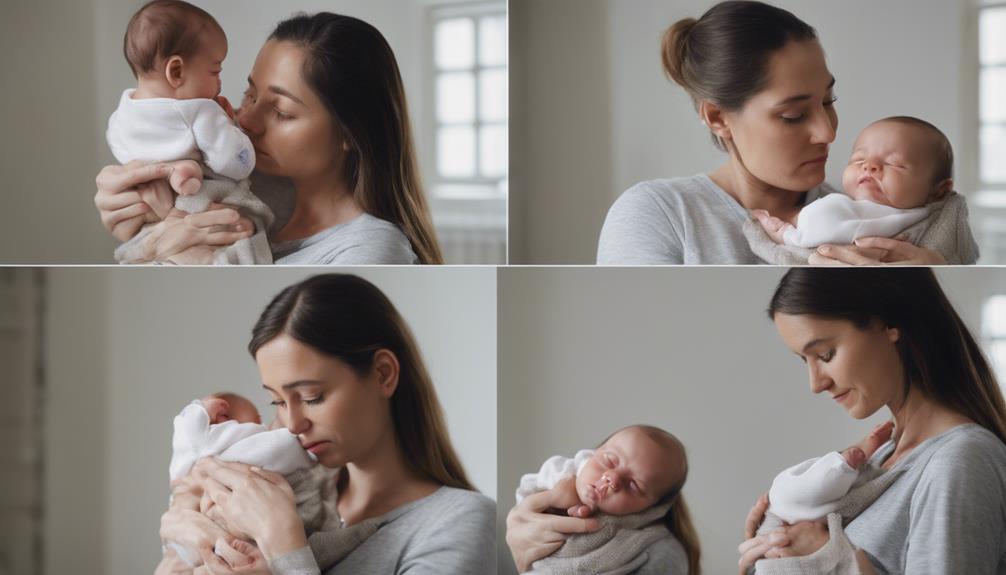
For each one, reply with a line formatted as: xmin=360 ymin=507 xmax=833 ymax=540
xmin=808 ymin=363 xmax=832 ymax=394
xmin=809 ymin=107 xmax=837 ymax=145
xmin=284 ymin=405 xmax=310 ymax=435
xmin=238 ymin=106 xmax=264 ymax=138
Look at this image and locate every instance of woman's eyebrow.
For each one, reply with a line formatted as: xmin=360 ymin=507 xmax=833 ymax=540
xmin=773 ymin=76 xmax=837 ymax=108
xmin=261 ymin=380 xmax=324 ymax=392
xmin=269 ymin=85 xmax=307 ymax=107
xmin=801 ymin=337 xmax=833 ymax=353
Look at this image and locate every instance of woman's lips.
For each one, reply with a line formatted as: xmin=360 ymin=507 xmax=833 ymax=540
xmin=803 ymin=155 xmax=828 ymax=166
xmin=833 ymin=390 xmax=851 ymax=403
xmin=302 ymin=441 xmax=331 ymax=455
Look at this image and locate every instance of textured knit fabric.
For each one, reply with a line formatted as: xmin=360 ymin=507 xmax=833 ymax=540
xmin=597 ymin=174 xmax=833 ymax=264
xmin=269 ymin=486 xmax=496 ymax=574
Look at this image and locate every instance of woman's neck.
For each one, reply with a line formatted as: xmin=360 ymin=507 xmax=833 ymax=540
xmin=709 ymin=160 xmax=806 ymax=221
xmin=884 ymin=387 xmax=973 ymax=468
xmin=274 ymin=173 xmax=363 ymax=242
xmin=336 ymin=429 xmax=439 ymax=526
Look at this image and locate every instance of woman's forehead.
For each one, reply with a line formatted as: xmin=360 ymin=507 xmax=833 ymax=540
xmin=250 ymin=40 xmax=315 ymax=105
xmin=759 ymin=40 xmax=833 ymax=104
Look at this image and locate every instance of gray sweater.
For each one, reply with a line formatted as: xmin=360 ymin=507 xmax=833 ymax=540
xmin=269 ymin=486 xmax=496 ymax=574
xmin=596 ymin=174 xmax=833 ymax=265
xmin=846 ymin=424 xmax=1006 ymax=574
xmin=251 ymin=173 xmax=418 ymax=265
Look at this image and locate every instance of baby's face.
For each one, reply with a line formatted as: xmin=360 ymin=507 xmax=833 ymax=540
xmin=841 ymin=121 xmax=940 ymax=209
xmin=175 ymin=29 xmax=228 ymax=100
xmin=201 ymin=394 xmax=261 ymax=425
xmin=575 ymin=428 xmax=678 ymax=516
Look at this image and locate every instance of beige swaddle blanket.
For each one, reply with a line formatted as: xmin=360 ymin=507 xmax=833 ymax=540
xmin=528 ymin=500 xmax=674 ymax=575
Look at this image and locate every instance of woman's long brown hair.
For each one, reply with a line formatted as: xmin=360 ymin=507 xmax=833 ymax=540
xmin=249 ymin=274 xmax=472 ymax=489
xmin=271 ymin=14 xmax=444 ymax=264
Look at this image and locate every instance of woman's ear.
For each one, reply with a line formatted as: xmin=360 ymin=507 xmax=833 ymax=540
xmin=372 ymin=349 xmax=400 ymax=399
xmin=699 ymin=100 xmax=731 ymax=142
xmin=885 ymin=324 xmax=900 ymax=343
xmin=165 ymin=56 xmax=186 ymax=89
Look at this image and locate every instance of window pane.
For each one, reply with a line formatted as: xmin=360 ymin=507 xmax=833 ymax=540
xmin=981 ymin=7 xmax=1006 ymax=65
xmin=436 ymin=18 xmax=474 ymax=70
xmin=437 ymin=73 xmax=475 ymax=124
xmin=438 ymin=126 xmax=476 ymax=177
xmin=479 ymin=125 xmax=507 ymax=178
xmin=479 ymin=69 xmax=508 ymax=122
xmin=981 ymin=68 xmax=1006 ymax=123
xmin=981 ymin=125 xmax=1006 ymax=183
xmin=990 ymin=341 xmax=1006 ymax=383
xmin=479 ymin=16 xmax=507 ymax=67
xmin=985 ymin=296 xmax=1006 ymax=337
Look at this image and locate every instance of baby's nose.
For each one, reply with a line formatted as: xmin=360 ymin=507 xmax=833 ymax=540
xmin=603 ymin=472 xmax=622 ymax=491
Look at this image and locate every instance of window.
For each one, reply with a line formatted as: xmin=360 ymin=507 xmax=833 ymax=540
xmin=983 ymin=295 xmax=1006 ymax=385
xmin=969 ymin=2 xmax=1006 ymax=262
xmin=431 ymin=3 xmax=507 ymax=198
xmin=980 ymin=3 xmax=1006 ymax=190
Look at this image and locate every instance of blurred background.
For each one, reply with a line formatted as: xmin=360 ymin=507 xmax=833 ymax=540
xmin=497 ymin=267 xmax=1006 ymax=574
xmin=0 ymin=0 xmax=507 ymax=264
xmin=0 ymin=267 xmax=497 ymax=574
xmin=509 ymin=0 xmax=1006 ymax=263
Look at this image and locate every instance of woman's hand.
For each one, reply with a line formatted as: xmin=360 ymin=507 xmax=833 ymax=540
xmin=763 ymin=521 xmax=830 ymax=559
xmin=193 ymin=539 xmax=271 ymax=575
xmin=505 ymin=489 xmax=601 ymax=573
xmin=95 ymin=161 xmax=179 ymax=241
xmin=137 ymin=206 xmax=253 ymax=264
xmin=810 ymin=237 xmax=946 ymax=266
xmin=195 ymin=458 xmax=306 ymax=560
xmin=738 ymin=493 xmax=786 ymax=573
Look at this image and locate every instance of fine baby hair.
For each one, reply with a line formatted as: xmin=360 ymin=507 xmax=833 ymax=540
xmin=124 ymin=0 xmax=224 ymax=79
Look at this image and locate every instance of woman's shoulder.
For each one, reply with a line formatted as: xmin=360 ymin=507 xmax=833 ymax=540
xmin=418 ymin=486 xmax=496 ymax=521
xmin=634 ymin=533 xmax=690 ymax=575
xmin=916 ymin=424 xmax=1006 ymax=486
xmin=274 ymin=213 xmax=418 ymax=265
xmin=617 ymin=175 xmax=719 ymax=208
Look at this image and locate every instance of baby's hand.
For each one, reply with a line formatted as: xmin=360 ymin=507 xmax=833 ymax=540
xmin=566 ymin=503 xmax=595 ymax=518
xmin=752 ymin=209 xmax=793 ymax=245
xmin=842 ymin=421 xmax=895 ymax=470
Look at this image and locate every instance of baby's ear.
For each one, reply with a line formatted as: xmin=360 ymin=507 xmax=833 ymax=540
xmin=931 ymin=178 xmax=953 ymax=202
xmin=165 ymin=55 xmax=185 ymax=88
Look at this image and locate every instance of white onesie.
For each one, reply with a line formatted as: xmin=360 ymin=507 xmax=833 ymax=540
xmin=767 ymin=451 xmax=860 ymax=524
xmin=167 ymin=400 xmax=333 ymax=567
xmin=515 ymin=449 xmax=594 ymax=503
xmin=106 ymin=89 xmax=273 ymax=264
xmin=783 ymin=194 xmax=931 ymax=248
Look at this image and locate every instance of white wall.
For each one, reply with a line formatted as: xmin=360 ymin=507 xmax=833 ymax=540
xmin=44 ymin=267 xmax=496 ymax=575
xmin=497 ymin=267 xmax=1006 ymax=575
xmin=511 ymin=0 xmax=967 ymax=263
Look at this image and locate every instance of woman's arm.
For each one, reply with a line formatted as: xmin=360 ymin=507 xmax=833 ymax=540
xmin=597 ymin=184 xmax=685 ymax=265
xmin=506 ymin=488 xmax=600 ymax=572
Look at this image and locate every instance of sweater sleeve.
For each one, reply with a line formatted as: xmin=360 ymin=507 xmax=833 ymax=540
xmin=597 ymin=183 xmax=684 ymax=265
xmin=903 ymin=446 xmax=1006 ymax=574
xmin=179 ymin=100 xmax=256 ymax=180
xmin=269 ymin=547 xmax=321 ymax=575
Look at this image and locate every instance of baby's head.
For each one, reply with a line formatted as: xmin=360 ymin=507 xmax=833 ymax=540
xmin=201 ymin=392 xmax=261 ymax=425
xmin=576 ymin=425 xmax=688 ymax=516
xmin=842 ymin=116 xmax=954 ymax=209
xmin=124 ymin=0 xmax=227 ymax=99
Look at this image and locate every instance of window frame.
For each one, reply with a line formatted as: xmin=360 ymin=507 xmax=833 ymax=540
xmin=425 ymin=1 xmax=508 ymax=198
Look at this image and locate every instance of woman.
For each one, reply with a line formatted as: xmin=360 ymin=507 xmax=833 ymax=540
xmin=739 ymin=268 xmax=1006 ymax=573
xmin=506 ymin=457 xmax=702 ymax=573
xmin=155 ymin=274 xmax=495 ymax=573
xmin=95 ymin=13 xmax=443 ymax=264
xmin=596 ymin=0 xmax=942 ymax=265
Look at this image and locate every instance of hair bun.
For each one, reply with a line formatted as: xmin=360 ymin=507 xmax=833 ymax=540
xmin=661 ymin=17 xmax=697 ymax=88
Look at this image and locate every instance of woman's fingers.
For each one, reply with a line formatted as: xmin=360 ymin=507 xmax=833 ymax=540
xmin=814 ymin=244 xmax=881 ymax=265
xmin=854 ymin=236 xmax=947 ymax=264
xmin=544 ymin=513 xmax=599 ymax=535
xmin=743 ymin=493 xmax=770 ymax=539
xmin=184 ymin=208 xmax=241 ymax=229
xmin=95 ymin=161 xmax=170 ymax=193
xmin=737 ymin=532 xmax=788 ymax=574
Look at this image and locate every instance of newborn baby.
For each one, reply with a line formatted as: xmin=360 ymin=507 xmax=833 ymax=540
xmin=754 ymin=117 xmax=954 ymax=249
xmin=516 ymin=425 xmax=688 ymax=573
xmin=167 ymin=392 xmax=329 ymax=568
xmin=107 ymin=0 xmax=273 ymax=264
xmin=758 ymin=421 xmax=894 ymax=537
